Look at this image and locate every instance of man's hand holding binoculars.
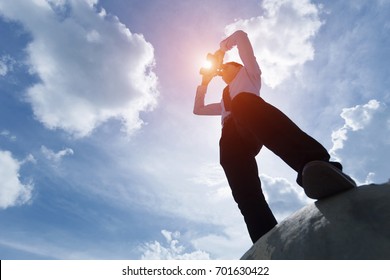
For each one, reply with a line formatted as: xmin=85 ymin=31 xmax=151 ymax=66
xmin=200 ymin=49 xmax=225 ymax=86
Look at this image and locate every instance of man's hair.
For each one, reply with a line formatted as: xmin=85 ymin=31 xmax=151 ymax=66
xmin=224 ymin=61 xmax=243 ymax=68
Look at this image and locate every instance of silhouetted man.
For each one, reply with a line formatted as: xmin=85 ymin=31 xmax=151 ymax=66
xmin=194 ymin=30 xmax=356 ymax=243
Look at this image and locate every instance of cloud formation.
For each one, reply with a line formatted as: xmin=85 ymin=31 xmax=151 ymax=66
xmin=261 ymin=174 xmax=311 ymax=220
xmin=0 ymin=55 xmax=16 ymax=76
xmin=330 ymin=99 xmax=390 ymax=183
xmin=0 ymin=0 xmax=158 ymax=137
xmin=0 ymin=130 xmax=17 ymax=141
xmin=41 ymin=145 xmax=74 ymax=163
xmin=224 ymin=0 xmax=322 ymax=88
xmin=140 ymin=230 xmax=210 ymax=260
xmin=331 ymin=100 xmax=381 ymax=156
xmin=0 ymin=150 xmax=33 ymax=209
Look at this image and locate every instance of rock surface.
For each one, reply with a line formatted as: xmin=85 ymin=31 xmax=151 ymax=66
xmin=241 ymin=183 xmax=390 ymax=260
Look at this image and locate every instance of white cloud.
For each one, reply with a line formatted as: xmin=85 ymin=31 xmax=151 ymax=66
xmin=224 ymin=0 xmax=323 ymax=88
xmin=190 ymin=162 xmax=227 ymax=188
xmin=140 ymin=230 xmax=210 ymax=260
xmin=341 ymin=99 xmax=380 ymax=131
xmin=20 ymin=154 xmax=37 ymax=165
xmin=0 ymin=60 xmax=7 ymax=76
xmin=330 ymin=99 xmax=390 ymax=183
xmin=330 ymin=99 xmax=382 ymax=157
xmin=0 ymin=150 xmax=33 ymax=209
xmin=0 ymin=130 xmax=17 ymax=141
xmin=189 ymin=162 xmax=308 ymax=221
xmin=0 ymin=55 xmax=15 ymax=76
xmin=0 ymin=0 xmax=158 ymax=137
xmin=41 ymin=145 xmax=74 ymax=163
xmin=261 ymin=173 xmax=311 ymax=220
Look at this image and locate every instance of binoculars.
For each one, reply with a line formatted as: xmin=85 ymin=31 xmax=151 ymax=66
xmin=199 ymin=53 xmax=223 ymax=76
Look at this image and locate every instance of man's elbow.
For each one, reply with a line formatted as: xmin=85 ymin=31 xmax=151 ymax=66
xmin=193 ymin=105 xmax=206 ymax=115
xmin=234 ymin=30 xmax=247 ymax=38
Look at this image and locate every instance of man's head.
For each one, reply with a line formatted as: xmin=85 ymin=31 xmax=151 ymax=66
xmin=219 ymin=62 xmax=243 ymax=84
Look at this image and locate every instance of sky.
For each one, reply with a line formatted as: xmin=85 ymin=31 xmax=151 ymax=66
xmin=0 ymin=0 xmax=389 ymax=260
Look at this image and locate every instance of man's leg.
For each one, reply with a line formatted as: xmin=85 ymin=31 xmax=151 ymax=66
xmin=220 ymin=119 xmax=277 ymax=243
xmin=231 ymin=93 xmax=355 ymax=199
xmin=231 ymin=93 xmax=330 ymax=184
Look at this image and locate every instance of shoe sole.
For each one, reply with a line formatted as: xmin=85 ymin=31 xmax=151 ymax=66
xmin=302 ymin=161 xmax=356 ymax=199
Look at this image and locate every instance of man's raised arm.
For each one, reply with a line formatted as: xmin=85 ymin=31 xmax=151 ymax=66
xmin=193 ymin=52 xmax=223 ymax=116
xmin=219 ymin=30 xmax=261 ymax=77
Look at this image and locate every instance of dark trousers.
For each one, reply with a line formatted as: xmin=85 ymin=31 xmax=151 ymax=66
xmin=219 ymin=93 xmax=330 ymax=243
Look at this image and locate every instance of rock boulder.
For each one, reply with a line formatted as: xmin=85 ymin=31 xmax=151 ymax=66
xmin=241 ymin=183 xmax=390 ymax=259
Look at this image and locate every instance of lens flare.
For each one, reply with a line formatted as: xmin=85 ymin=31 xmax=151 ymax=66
xmin=202 ymin=60 xmax=213 ymax=69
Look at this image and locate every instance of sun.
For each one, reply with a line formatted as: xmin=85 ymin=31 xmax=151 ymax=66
xmin=201 ymin=60 xmax=212 ymax=69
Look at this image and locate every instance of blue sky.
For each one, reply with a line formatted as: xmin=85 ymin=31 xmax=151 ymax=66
xmin=0 ymin=0 xmax=389 ymax=260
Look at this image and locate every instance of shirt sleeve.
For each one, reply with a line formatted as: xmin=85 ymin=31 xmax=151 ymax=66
xmin=220 ymin=30 xmax=261 ymax=78
xmin=193 ymin=85 xmax=222 ymax=116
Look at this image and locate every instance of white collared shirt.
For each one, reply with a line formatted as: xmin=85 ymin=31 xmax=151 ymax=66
xmin=194 ymin=30 xmax=262 ymax=124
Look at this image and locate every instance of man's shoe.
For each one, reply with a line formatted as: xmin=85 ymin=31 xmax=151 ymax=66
xmin=302 ymin=161 xmax=357 ymax=199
